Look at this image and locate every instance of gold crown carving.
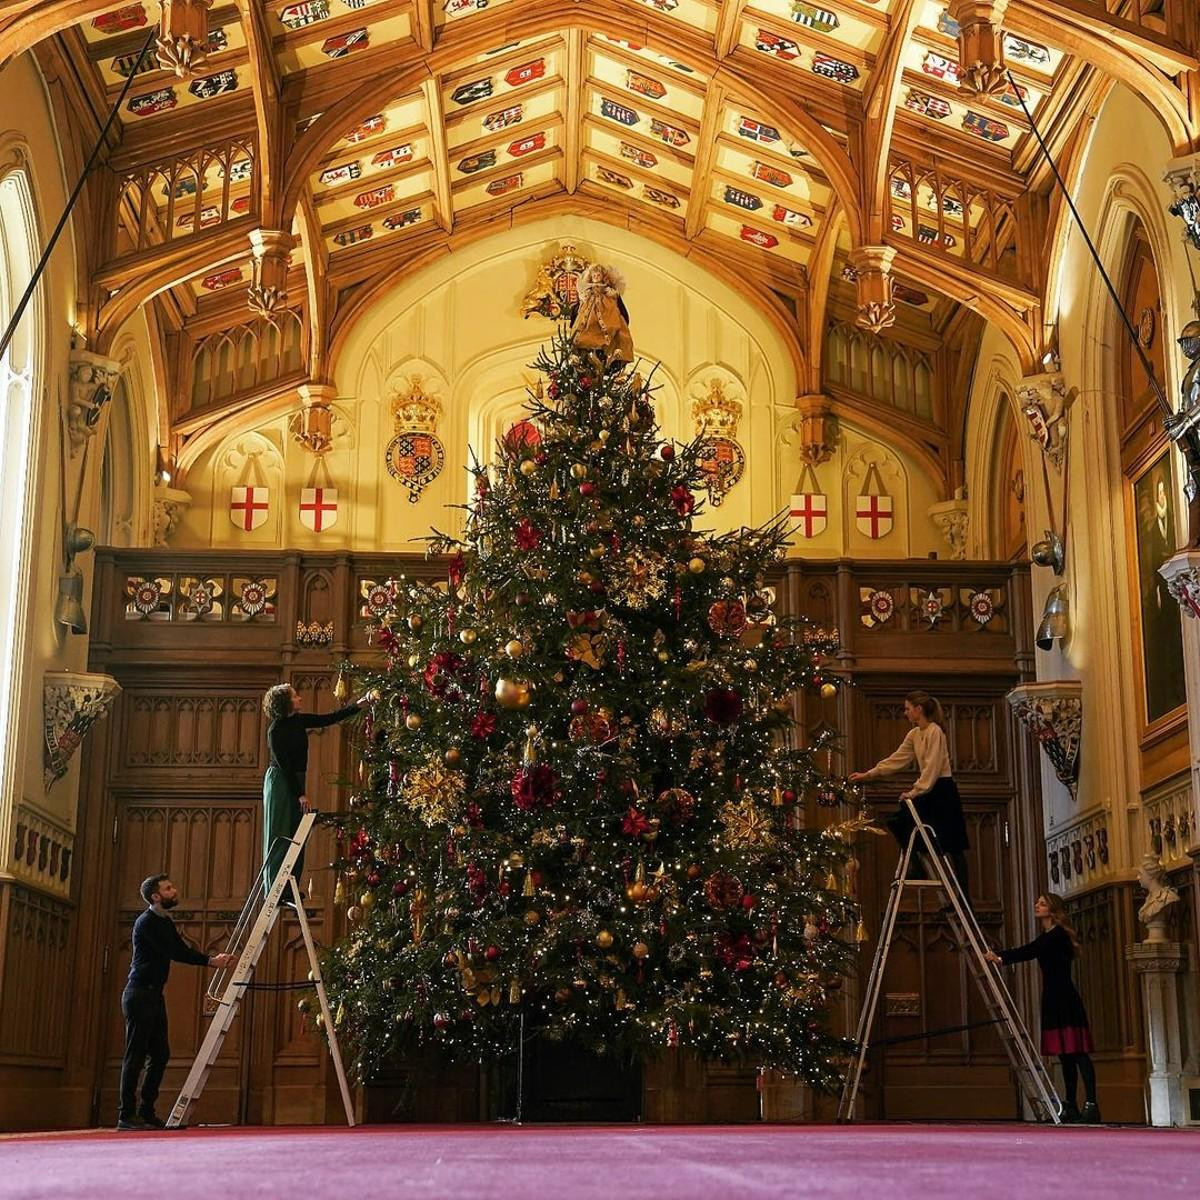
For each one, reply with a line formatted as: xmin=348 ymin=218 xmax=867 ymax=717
xmin=692 ymin=379 xmax=743 ymax=439
xmin=390 ymin=376 xmax=442 ymax=433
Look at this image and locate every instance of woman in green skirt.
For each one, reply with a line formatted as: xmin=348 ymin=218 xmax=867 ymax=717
xmin=261 ymin=683 xmax=372 ymax=901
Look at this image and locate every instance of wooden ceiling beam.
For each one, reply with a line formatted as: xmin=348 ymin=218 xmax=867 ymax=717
xmin=237 ymin=0 xmax=284 ymax=226
xmin=563 ymin=27 xmax=584 ymax=194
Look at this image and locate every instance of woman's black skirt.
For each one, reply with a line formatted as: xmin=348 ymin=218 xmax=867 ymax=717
xmin=885 ymin=776 xmax=969 ymax=854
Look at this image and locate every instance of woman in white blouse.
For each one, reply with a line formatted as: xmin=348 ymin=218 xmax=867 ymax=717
xmin=849 ymin=690 xmax=970 ymax=904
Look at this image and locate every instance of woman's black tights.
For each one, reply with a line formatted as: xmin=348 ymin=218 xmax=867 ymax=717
xmin=1059 ymin=1053 xmax=1097 ymax=1106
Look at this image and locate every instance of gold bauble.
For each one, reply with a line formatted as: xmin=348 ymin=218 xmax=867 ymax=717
xmin=820 ymin=682 xmax=838 ymax=699
xmin=589 ymin=545 xmax=606 ymax=560
xmin=570 ymin=463 xmax=588 ymax=480
xmin=523 ymin=909 xmax=541 ymax=926
xmin=445 ymin=746 xmax=462 ymax=767
xmin=743 ymin=658 xmax=758 ymax=672
xmin=360 ymin=891 xmax=375 ymax=910
xmin=596 ymin=929 xmax=614 ymax=949
xmin=409 ymin=614 xmax=424 ymax=632
xmin=495 ymin=677 xmax=533 ymax=709
xmin=505 ymin=639 xmax=525 ymax=659
xmin=405 ymin=713 xmax=422 ymax=730
xmin=408 ymin=653 xmax=421 ymax=668
xmin=688 ymin=557 xmax=706 ymax=574
xmin=626 ymin=881 xmax=649 ymax=903
xmin=656 ymin=650 xmax=670 ymax=663
xmin=346 ymin=905 xmax=363 ymax=923
xmin=632 ymin=515 xmax=646 ymax=528
xmin=598 ymin=429 xmax=611 ymax=444
xmin=519 ymin=459 xmax=537 ymax=477
xmin=632 ymin=941 xmax=649 ymax=960
xmin=459 ymin=628 xmax=478 ymax=645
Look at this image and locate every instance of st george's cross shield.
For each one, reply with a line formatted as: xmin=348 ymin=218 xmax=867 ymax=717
xmin=855 ymin=464 xmax=894 ymax=540
xmin=789 ymin=467 xmax=827 ymax=538
xmin=299 ymin=487 xmax=338 ymax=532
xmin=230 ymin=486 xmax=269 ymax=531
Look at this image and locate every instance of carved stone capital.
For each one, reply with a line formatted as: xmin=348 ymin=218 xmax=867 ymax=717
xmin=928 ymin=497 xmax=969 ymax=560
xmin=946 ymin=0 xmax=1010 ymax=96
xmin=848 ymin=245 xmax=896 ymax=333
xmin=248 ymin=229 xmax=297 ymax=322
xmin=290 ymin=382 xmax=337 ymax=456
xmin=67 ymin=350 xmax=121 ymax=456
xmin=1125 ymin=941 xmax=1187 ymax=974
xmin=1159 ymin=549 xmax=1200 ymax=619
xmin=1164 ymin=154 xmax=1200 ymax=253
xmin=1007 ymin=680 xmax=1082 ymax=798
xmin=794 ymin=395 xmax=837 ymax=466
xmin=43 ymin=671 xmax=121 ymax=791
xmin=1017 ymin=371 xmax=1071 ymax=470
xmin=152 ymin=484 xmax=191 ymax=547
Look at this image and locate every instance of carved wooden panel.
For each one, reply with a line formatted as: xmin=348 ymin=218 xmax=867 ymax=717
xmin=0 ymin=887 xmax=74 ymax=1064
xmin=121 ymin=693 xmax=263 ymax=772
xmin=98 ymin=799 xmax=259 ymax=1125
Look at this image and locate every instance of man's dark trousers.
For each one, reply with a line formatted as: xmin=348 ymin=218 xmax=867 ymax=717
xmin=119 ymin=983 xmax=170 ymax=1119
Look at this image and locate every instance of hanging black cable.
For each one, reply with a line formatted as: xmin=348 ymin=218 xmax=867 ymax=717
xmin=1004 ymin=68 xmax=1173 ymax=419
xmin=0 ymin=28 xmax=157 ymax=363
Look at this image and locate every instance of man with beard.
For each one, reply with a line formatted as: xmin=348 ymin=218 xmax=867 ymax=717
xmin=117 ymin=874 xmax=235 ymax=1130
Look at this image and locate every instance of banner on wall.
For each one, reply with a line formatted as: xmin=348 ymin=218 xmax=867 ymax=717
xmin=230 ymin=485 xmax=269 ymax=531
xmin=789 ymin=464 xmax=827 ymax=538
xmin=854 ymin=462 xmax=893 ymax=540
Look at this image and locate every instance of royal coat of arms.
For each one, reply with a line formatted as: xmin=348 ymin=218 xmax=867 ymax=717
xmin=386 ymin=377 xmax=446 ymax=502
xmin=522 ymin=241 xmax=590 ymax=321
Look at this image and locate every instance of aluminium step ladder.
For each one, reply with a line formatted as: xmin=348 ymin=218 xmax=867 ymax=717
xmin=166 ymin=812 xmax=355 ymax=1128
xmin=837 ymin=796 xmax=1062 ymax=1124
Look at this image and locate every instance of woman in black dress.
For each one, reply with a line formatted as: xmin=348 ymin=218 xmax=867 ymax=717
xmin=261 ymin=684 xmax=372 ymax=901
xmin=985 ymin=892 xmax=1099 ymax=1123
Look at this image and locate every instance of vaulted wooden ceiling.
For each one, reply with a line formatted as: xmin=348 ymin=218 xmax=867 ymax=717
xmin=10 ymin=0 xmax=1199 ymax=475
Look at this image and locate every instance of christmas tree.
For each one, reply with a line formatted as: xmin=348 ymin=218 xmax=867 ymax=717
xmin=323 ymin=270 xmax=862 ymax=1091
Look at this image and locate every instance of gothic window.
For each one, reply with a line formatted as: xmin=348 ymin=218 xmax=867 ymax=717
xmin=0 ymin=159 xmax=42 ymax=801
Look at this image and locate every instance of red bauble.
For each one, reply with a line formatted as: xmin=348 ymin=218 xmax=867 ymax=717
xmin=703 ymin=687 xmax=744 ymax=725
xmin=588 ymin=580 xmax=605 ymax=594
xmin=547 ymin=382 xmax=560 ymax=399
xmin=366 ymin=872 xmax=380 ymax=888
xmin=742 ymin=893 xmax=756 ymax=910
xmin=660 ymin=443 xmax=675 ymax=462
xmin=570 ymin=698 xmax=589 ymax=715
xmin=579 ymin=481 xmax=597 ymax=497
xmin=485 ymin=945 xmax=500 ymax=962
xmin=580 ymin=375 xmax=594 ymax=389
xmin=432 ymin=1013 xmax=449 ymax=1029
xmin=444 ymin=951 xmax=457 ymax=966
xmin=393 ymin=880 xmax=409 ymax=896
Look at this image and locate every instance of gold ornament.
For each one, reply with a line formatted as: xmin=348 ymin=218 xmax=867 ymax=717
xmin=524 ymin=909 xmax=541 ymax=926
xmin=409 ymin=613 xmax=424 ymax=632
xmin=406 ymin=712 xmax=422 ymax=730
xmin=520 ymin=459 xmax=537 ymax=477
xmin=444 ymin=746 xmax=462 ymax=767
xmin=505 ymin=639 xmax=525 ymax=659
xmin=821 ymin=681 xmax=838 ymax=699
xmin=360 ymin=891 xmax=375 ymax=910
xmin=404 ymin=758 xmax=466 ymax=825
xmin=688 ymin=557 xmax=706 ymax=574
xmin=459 ymin=628 xmax=478 ymax=645
xmin=632 ymin=941 xmax=649 ymax=960
xmin=718 ymin=797 xmax=775 ymax=850
xmin=334 ymin=669 xmax=349 ymax=703
xmin=334 ymin=878 xmax=346 ymax=906
xmin=347 ymin=905 xmax=363 ymax=923
xmin=407 ymin=653 xmax=421 ymax=669
xmin=495 ymin=677 xmax=533 ymax=709
xmin=613 ymin=547 xmax=667 ymax=609
xmin=596 ymin=929 xmax=614 ymax=948
xmin=571 ymin=463 xmax=588 ymax=480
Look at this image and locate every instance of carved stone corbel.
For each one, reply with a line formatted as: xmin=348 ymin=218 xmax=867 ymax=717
xmin=155 ymin=0 xmax=213 ymax=78
xmin=43 ymin=671 xmax=121 ymax=790
xmin=946 ymin=0 xmax=1010 ymax=96
xmin=1007 ymin=680 xmax=1082 ymax=798
xmin=248 ymin=229 xmax=297 ymax=322
xmin=1017 ymin=371 xmax=1072 ymax=470
xmin=1158 ymin=550 xmax=1200 ymax=619
xmin=290 ymin=382 xmax=337 ymax=456
xmin=928 ymin=496 xmax=969 ymax=560
xmin=152 ymin=483 xmax=192 ymax=547
xmin=67 ymin=350 xmax=121 ymax=456
xmin=794 ymin=395 xmax=837 ymax=466
xmin=848 ymin=245 xmax=896 ymax=333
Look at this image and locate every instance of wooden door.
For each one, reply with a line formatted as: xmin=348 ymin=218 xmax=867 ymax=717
xmin=97 ymin=795 xmax=259 ymax=1124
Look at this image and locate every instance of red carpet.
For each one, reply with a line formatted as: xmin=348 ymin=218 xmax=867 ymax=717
xmin=2 ymin=1124 xmax=1197 ymax=1199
